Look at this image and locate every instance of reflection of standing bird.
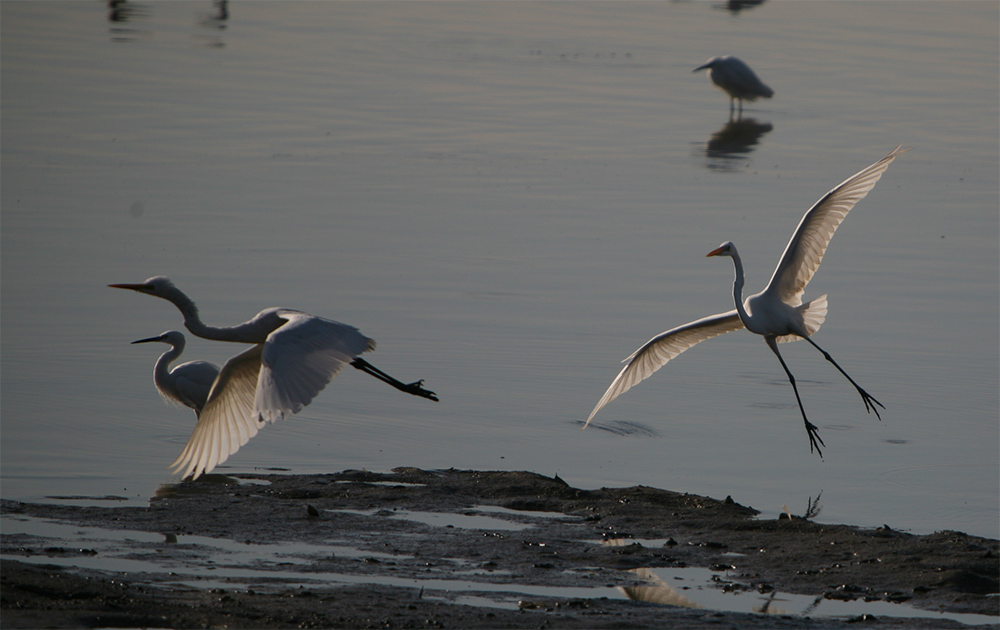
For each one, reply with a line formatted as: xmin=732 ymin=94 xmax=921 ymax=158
xmin=693 ymin=56 xmax=774 ymax=117
xmin=585 ymin=146 xmax=908 ymax=456
xmin=112 ymin=277 xmax=438 ymax=479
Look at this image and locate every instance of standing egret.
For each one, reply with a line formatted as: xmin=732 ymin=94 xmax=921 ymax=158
xmin=585 ymin=146 xmax=908 ymax=456
xmin=132 ymin=331 xmax=218 ymax=415
xmin=111 ymin=277 xmax=438 ymax=479
xmin=694 ymin=56 xmax=773 ymax=117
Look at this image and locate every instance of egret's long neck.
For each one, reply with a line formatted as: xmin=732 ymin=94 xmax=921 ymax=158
xmin=153 ymin=344 xmax=182 ymax=394
xmin=730 ymin=250 xmax=752 ymax=326
xmin=165 ymin=288 xmax=244 ymax=342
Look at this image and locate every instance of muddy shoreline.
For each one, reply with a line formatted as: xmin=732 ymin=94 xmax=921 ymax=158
xmin=2 ymin=468 xmax=998 ymax=628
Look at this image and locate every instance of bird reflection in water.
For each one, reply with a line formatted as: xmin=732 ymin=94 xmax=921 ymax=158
xmin=717 ymin=0 xmax=767 ymax=15
xmin=107 ymin=0 xmax=150 ymax=42
xmin=107 ymin=1 xmax=228 ymax=45
xmin=200 ymin=0 xmax=229 ymax=30
xmin=107 ymin=0 xmax=143 ymax=23
xmin=621 ymin=567 xmax=703 ymax=609
xmin=704 ymin=117 xmax=774 ymax=165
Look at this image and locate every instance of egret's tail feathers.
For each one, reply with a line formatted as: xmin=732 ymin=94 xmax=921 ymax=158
xmin=777 ymin=294 xmax=828 ymax=343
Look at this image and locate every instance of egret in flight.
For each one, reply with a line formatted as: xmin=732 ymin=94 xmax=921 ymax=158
xmin=585 ymin=146 xmax=908 ymax=456
xmin=694 ymin=56 xmax=773 ymax=117
xmin=111 ymin=278 xmax=438 ymax=479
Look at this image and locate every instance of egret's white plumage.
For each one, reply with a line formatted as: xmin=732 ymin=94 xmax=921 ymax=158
xmin=169 ymin=342 xmax=265 ymax=480
xmin=694 ymin=55 xmax=773 ymax=116
xmin=132 ymin=331 xmax=219 ymax=415
xmin=585 ymin=146 xmax=908 ymax=455
xmin=131 ymin=330 xmax=263 ymax=479
xmin=112 ymin=277 xmax=437 ymax=480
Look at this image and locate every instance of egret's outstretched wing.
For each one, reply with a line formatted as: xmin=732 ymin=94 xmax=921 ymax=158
xmin=254 ymin=311 xmax=376 ymax=424
xmin=171 ymin=344 xmax=263 ymax=480
xmin=764 ymin=145 xmax=907 ymax=305
xmin=585 ymin=310 xmax=744 ymax=428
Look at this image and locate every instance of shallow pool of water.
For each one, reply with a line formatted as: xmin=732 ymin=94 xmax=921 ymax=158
xmin=3 ymin=513 xmax=994 ymax=626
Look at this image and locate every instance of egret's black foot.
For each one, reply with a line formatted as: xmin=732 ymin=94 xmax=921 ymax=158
xmin=805 ymin=420 xmax=825 ymax=458
xmin=402 ymin=380 xmax=438 ymax=402
xmin=351 ymin=358 xmax=439 ymax=402
xmin=858 ymin=388 xmax=884 ymax=421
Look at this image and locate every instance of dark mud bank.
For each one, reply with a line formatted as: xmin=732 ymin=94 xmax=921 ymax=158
xmin=2 ymin=468 xmax=998 ymax=628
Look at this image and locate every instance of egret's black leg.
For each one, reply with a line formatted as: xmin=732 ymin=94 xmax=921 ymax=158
xmin=350 ymin=357 xmax=438 ymax=401
xmin=766 ymin=337 xmax=825 ymax=457
xmin=803 ymin=337 xmax=884 ymax=420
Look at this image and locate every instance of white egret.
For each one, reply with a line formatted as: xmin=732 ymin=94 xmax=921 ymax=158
xmin=132 ymin=331 xmax=219 ymax=414
xmin=585 ymin=146 xmax=908 ymax=456
xmin=111 ymin=277 xmax=438 ymax=479
xmin=694 ymin=56 xmax=773 ymax=117
xmin=131 ymin=330 xmax=264 ymax=480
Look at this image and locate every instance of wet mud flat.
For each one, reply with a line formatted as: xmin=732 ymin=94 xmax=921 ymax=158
xmin=2 ymin=468 xmax=998 ymax=629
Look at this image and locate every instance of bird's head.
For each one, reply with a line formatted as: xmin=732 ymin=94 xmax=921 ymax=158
xmin=706 ymin=242 xmax=735 ymax=258
xmin=109 ymin=276 xmax=179 ymax=299
xmin=131 ymin=330 xmax=185 ymax=347
xmin=693 ymin=57 xmax=722 ymax=73
xmin=110 ymin=275 xmax=199 ymax=319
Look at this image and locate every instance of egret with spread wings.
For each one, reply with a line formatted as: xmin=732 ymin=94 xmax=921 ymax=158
xmin=112 ymin=278 xmax=438 ymax=479
xmin=585 ymin=146 xmax=907 ymax=456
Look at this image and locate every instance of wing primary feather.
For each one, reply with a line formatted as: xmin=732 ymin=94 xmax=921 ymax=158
xmin=765 ymin=145 xmax=908 ymax=304
xmin=253 ymin=313 xmax=372 ymax=424
xmin=585 ymin=310 xmax=744 ymax=428
xmin=170 ymin=344 xmax=265 ymax=480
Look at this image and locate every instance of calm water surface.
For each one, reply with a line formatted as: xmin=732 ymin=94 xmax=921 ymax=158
xmin=2 ymin=2 xmax=997 ymax=539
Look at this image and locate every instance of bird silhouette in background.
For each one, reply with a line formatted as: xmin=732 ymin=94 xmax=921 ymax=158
xmin=694 ymin=56 xmax=774 ymax=118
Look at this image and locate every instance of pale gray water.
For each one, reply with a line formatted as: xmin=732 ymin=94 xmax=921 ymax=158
xmin=2 ymin=1 xmax=997 ymax=539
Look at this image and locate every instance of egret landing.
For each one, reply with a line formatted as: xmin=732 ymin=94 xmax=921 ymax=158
xmin=585 ymin=146 xmax=909 ymax=457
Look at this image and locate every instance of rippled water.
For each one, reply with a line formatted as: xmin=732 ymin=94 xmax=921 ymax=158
xmin=2 ymin=1 xmax=997 ymax=539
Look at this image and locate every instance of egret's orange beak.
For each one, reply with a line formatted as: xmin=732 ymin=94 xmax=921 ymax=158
xmin=706 ymin=246 xmax=726 ymax=257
